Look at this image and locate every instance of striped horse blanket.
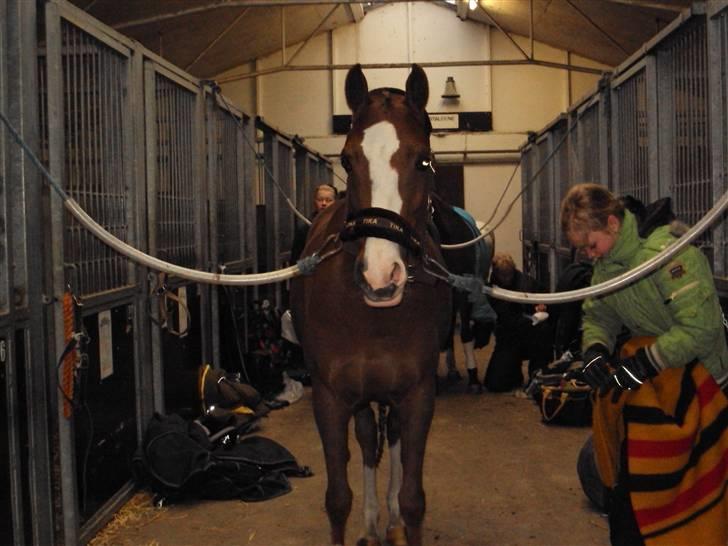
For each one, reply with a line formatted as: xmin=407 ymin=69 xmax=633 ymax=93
xmin=592 ymin=337 xmax=728 ymax=545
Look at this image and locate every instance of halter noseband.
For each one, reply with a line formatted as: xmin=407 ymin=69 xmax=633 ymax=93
xmin=340 ymin=207 xmax=423 ymax=255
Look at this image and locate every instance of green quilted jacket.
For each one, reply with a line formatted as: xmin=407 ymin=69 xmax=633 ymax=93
xmin=582 ymin=209 xmax=728 ymax=385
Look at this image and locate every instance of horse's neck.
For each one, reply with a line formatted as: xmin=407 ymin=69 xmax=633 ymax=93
xmin=303 ymin=199 xmax=347 ymax=256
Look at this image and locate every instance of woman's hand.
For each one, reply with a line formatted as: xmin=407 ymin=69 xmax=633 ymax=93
xmin=581 ymin=344 xmax=612 ymax=391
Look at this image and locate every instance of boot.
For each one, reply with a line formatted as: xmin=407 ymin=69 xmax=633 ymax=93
xmin=467 ymin=367 xmax=482 ymax=394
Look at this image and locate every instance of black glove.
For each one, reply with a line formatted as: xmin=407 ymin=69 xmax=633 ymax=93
xmin=610 ymin=347 xmax=660 ymax=391
xmin=581 ymin=343 xmax=612 ymax=391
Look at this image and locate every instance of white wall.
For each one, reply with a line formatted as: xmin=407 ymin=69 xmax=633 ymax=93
xmin=571 ymin=52 xmax=610 ymax=104
xmin=217 ymin=2 xmax=611 ymax=268
xmin=256 ymin=32 xmax=333 ymax=136
xmin=330 ymin=2 xmax=491 ymax=116
xmin=465 ymin=163 xmax=523 ymax=265
xmin=490 ymin=34 xmax=609 ymax=134
xmin=216 ymin=61 xmax=257 ymax=114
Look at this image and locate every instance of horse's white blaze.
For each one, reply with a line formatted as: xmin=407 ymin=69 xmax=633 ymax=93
xmin=362 ymin=464 xmax=379 ymax=537
xmin=361 ymin=121 xmax=406 ymax=292
xmin=387 ymin=440 xmax=403 ymax=527
xmin=362 ymin=121 xmax=402 ymax=213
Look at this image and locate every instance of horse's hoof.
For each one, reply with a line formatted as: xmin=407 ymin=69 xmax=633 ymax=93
xmin=385 ymin=526 xmax=408 ymax=546
xmin=356 ymin=537 xmax=381 ymax=546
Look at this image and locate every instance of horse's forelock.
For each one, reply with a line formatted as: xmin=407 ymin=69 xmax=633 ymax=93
xmin=356 ymin=88 xmax=430 ymax=136
xmin=373 ymin=87 xmax=405 ymax=97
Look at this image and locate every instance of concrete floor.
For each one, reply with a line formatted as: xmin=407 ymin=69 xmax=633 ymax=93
xmin=91 ymin=342 xmax=610 ymax=546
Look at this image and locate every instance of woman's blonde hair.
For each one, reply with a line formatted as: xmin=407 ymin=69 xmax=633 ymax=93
xmin=491 ymin=252 xmax=516 ymax=275
xmin=560 ymin=183 xmax=624 ymax=238
xmin=315 ymin=184 xmax=337 ymax=199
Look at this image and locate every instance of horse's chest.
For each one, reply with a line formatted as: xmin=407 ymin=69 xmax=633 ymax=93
xmin=295 ymin=252 xmax=447 ymax=404
xmin=324 ymin=354 xmax=422 ymax=405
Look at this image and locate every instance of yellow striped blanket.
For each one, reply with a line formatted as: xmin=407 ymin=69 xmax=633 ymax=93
xmin=592 ymin=338 xmax=728 ymax=546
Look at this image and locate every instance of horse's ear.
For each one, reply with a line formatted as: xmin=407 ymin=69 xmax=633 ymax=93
xmin=345 ymin=64 xmax=369 ymax=113
xmin=405 ymin=64 xmax=429 ymax=112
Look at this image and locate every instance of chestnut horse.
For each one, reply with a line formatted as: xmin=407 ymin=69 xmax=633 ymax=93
xmin=290 ymin=65 xmax=451 ymax=546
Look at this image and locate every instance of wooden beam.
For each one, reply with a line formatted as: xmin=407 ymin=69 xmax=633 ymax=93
xmin=286 ymin=4 xmax=340 ymax=66
xmin=456 ymin=0 xmax=469 ymax=20
xmin=478 ymin=4 xmax=530 ymax=60
xmin=565 ymin=0 xmax=629 ymax=55
xmin=601 ymin=0 xmax=685 ymax=12
xmin=113 ymin=0 xmax=409 ymax=30
xmin=185 ymin=8 xmax=250 ymax=70
xmin=347 ymin=2 xmax=364 ymax=22
xmin=216 ymin=58 xmax=606 ymax=84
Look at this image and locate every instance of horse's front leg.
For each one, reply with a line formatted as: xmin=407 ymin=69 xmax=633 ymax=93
xmin=354 ymin=404 xmax=382 ymax=546
xmin=312 ymin=380 xmax=353 ymax=545
xmin=397 ymin=379 xmax=436 ymax=546
xmin=384 ymin=406 xmax=407 ymax=546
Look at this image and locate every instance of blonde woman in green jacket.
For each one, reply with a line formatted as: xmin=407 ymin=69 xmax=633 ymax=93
xmin=561 ymin=183 xmax=728 ymax=393
xmin=562 ymin=183 xmax=728 ymax=545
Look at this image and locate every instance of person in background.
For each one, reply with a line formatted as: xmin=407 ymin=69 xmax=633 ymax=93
xmin=550 ymin=259 xmax=593 ymax=363
xmin=561 ymin=183 xmax=728 ymax=545
xmin=482 ymin=252 xmax=553 ymax=392
xmin=290 ymin=183 xmax=338 ymax=262
xmin=283 ymin=183 xmax=339 ymax=379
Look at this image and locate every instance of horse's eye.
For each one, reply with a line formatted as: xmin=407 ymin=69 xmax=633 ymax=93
xmin=416 ymin=155 xmax=433 ymax=172
xmin=341 ymin=155 xmax=352 ymax=173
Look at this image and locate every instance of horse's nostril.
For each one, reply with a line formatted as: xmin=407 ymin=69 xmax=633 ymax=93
xmin=356 ymin=257 xmax=368 ymax=275
xmin=390 ymin=262 xmax=404 ymax=286
xmin=354 ymin=259 xmax=368 ymax=289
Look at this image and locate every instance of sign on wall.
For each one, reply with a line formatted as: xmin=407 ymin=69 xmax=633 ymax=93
xmin=332 ymin=111 xmax=492 ymax=134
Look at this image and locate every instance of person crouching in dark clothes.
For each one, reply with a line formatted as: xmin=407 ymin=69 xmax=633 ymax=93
xmin=290 ymin=184 xmax=338 ymax=262
xmin=483 ymin=252 xmax=554 ymax=392
xmin=551 ymin=260 xmax=593 ymax=361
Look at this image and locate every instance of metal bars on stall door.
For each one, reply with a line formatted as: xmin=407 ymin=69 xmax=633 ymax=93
xmin=152 ymin=72 xmax=198 ymax=269
xmin=658 ymin=18 xmax=713 ymax=260
xmin=611 ymin=62 xmax=655 ymax=205
xmin=214 ymin=106 xmax=245 ymax=266
xmin=519 ymin=6 xmax=728 ymax=288
xmin=708 ymin=3 xmax=728 ymax=279
xmin=59 ymin=20 xmax=133 ymax=297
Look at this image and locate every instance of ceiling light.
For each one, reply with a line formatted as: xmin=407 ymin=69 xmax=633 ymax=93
xmin=469 ymin=0 xmax=478 ymax=10
xmin=442 ymin=76 xmax=460 ymax=100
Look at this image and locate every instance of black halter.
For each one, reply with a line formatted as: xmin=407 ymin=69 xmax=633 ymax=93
xmin=340 ymin=207 xmax=423 ymax=256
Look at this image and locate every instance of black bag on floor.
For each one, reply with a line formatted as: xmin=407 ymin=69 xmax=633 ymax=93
xmin=528 ymin=366 xmax=592 ymax=426
xmin=132 ymin=413 xmax=312 ymax=505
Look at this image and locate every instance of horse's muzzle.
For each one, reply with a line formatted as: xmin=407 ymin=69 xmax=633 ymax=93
xmin=354 ymin=256 xmax=405 ymax=307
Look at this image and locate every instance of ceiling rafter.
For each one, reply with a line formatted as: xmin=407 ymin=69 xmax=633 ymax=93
xmin=112 ymin=0 xmax=409 ymax=30
xmin=602 ymin=0 xmax=684 ymax=12
xmin=216 ymin=58 xmax=605 ymax=84
xmin=478 ymin=3 xmax=531 ymax=60
xmin=185 ymin=8 xmax=251 ymax=70
xmin=77 ymin=0 xmax=694 ymax=77
xmin=285 ymin=4 xmax=341 ymax=67
xmin=565 ymin=0 xmax=629 ymax=55
xmin=347 ymin=3 xmax=365 ymax=22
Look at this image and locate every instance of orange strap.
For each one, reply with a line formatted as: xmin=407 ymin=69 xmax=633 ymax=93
xmin=61 ymin=292 xmax=76 ymax=419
